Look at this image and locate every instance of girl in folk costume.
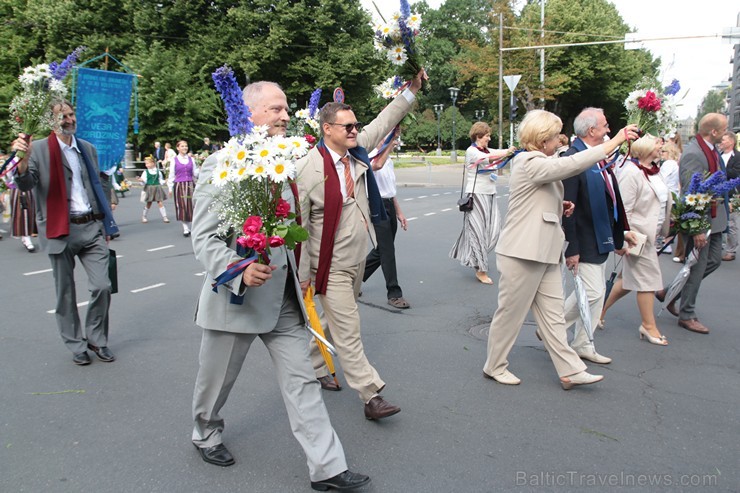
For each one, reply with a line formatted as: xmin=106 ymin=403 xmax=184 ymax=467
xmin=138 ymin=156 xmax=169 ymax=223
xmin=8 ymin=175 xmax=38 ymax=251
xmin=167 ymin=140 xmax=198 ymax=237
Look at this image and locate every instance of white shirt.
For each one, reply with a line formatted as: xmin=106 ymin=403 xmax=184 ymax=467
xmin=659 ymin=159 xmax=680 ymax=195
xmin=721 ymin=151 xmax=732 ymax=166
xmin=59 ymin=136 xmax=92 ymax=215
xmin=368 ymin=149 xmax=397 ymax=199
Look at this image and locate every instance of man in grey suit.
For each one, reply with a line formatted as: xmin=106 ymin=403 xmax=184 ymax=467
xmin=12 ymin=101 xmax=119 ymax=366
xmin=190 ymin=81 xmax=369 ymax=491
xmin=657 ymin=113 xmax=729 ymax=334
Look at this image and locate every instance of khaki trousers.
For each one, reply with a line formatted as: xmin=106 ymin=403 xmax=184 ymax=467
xmin=312 ymin=260 xmax=385 ymax=402
xmin=483 ymin=254 xmax=586 ymax=378
xmin=563 ymin=262 xmax=606 ymax=351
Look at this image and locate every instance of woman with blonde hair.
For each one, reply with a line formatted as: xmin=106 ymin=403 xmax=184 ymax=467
xmin=483 ymin=110 xmax=638 ymax=389
xmin=600 ymin=135 xmax=672 ymax=345
xmin=450 ymin=121 xmax=512 ymax=285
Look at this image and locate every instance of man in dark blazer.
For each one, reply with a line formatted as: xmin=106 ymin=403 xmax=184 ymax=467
xmin=562 ymin=108 xmax=636 ymax=364
xmin=189 ymin=81 xmax=369 ymax=491
xmin=12 ymin=101 xmax=119 ymax=366
xmin=657 ymin=113 xmax=729 ymax=334
xmin=720 ymin=130 xmax=739 ymax=261
xmin=154 ymin=141 xmax=165 ymax=163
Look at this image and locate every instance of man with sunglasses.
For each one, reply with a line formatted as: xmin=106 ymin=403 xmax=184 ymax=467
xmin=297 ymin=70 xmax=427 ymax=420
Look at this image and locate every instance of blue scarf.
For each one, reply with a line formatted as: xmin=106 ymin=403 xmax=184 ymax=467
xmin=571 ymin=138 xmax=615 ymax=254
xmin=78 ymin=141 xmax=119 ymax=237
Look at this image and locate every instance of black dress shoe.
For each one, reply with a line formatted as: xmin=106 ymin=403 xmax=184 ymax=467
xmin=318 ymin=375 xmax=342 ymax=391
xmin=87 ymin=343 xmax=116 ymax=362
xmin=72 ymin=351 xmax=91 ymax=366
xmin=311 ymin=470 xmax=371 ymax=491
xmin=194 ymin=443 xmax=235 ymax=467
xmin=363 ymin=396 xmax=400 ymax=420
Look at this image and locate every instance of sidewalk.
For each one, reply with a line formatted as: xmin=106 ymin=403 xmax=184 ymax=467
xmin=394 ymin=162 xmax=510 ymax=188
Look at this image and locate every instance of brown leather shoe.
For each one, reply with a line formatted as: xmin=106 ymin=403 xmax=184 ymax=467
xmin=722 ymin=253 xmax=735 ymax=261
xmin=317 ymin=375 xmax=341 ymax=391
xmin=678 ymin=318 xmax=709 ymax=334
xmin=364 ymin=396 xmax=400 ymax=420
xmin=666 ymin=300 xmax=679 ymax=317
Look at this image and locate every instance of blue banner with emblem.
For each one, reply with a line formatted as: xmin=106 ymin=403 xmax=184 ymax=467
xmin=75 ymin=68 xmax=134 ymax=171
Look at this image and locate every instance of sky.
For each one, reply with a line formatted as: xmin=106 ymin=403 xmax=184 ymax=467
xmin=361 ymin=0 xmax=739 ymax=119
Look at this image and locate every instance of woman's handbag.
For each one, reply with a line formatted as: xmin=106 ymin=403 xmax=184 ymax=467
xmin=457 ymin=155 xmax=479 ymax=212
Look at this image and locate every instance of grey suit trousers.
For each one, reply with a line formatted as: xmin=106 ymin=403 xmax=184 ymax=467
xmin=192 ymin=279 xmax=347 ymax=482
xmin=676 ymin=232 xmax=723 ymax=320
xmin=48 ymin=221 xmax=111 ymax=353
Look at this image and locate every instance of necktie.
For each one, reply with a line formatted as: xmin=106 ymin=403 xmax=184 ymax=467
xmin=601 ymin=164 xmax=617 ymax=222
xmin=341 ymin=156 xmax=354 ymax=199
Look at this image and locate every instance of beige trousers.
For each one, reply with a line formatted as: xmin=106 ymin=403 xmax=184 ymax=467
xmin=563 ymin=261 xmax=606 ymax=350
xmin=483 ymin=254 xmax=587 ymax=378
xmin=311 ymin=260 xmax=385 ymax=402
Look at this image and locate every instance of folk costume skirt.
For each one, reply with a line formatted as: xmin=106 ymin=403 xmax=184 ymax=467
xmin=173 ymin=181 xmax=194 ymax=222
xmin=11 ymin=188 xmax=37 ymax=237
xmin=449 ymin=193 xmax=500 ymax=272
xmin=143 ymin=185 xmax=168 ymax=203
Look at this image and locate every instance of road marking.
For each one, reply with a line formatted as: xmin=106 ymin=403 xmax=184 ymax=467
xmin=432 ymin=193 xmax=440 ymax=196
xmin=417 ymin=195 xmax=428 ymax=199
xmin=403 ymin=198 xmax=414 ymax=201
xmin=147 ymin=245 xmax=174 ymax=252
xmin=195 ymin=271 xmax=206 ymax=276
xmin=131 ymin=283 xmax=166 ymax=293
xmin=24 ymin=268 xmax=53 ymax=276
xmin=424 ymin=212 xmax=436 ymax=216
xmin=443 ymin=192 xmax=453 ymax=195
xmin=441 ymin=208 xmax=452 ymax=212
xmin=407 ymin=217 xmax=418 ymax=221
xmin=47 ymin=301 xmax=88 ymax=314
xmin=116 ymin=255 xmax=124 ymax=258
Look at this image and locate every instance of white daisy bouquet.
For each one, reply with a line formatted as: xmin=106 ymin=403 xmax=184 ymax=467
xmin=372 ymin=0 xmax=428 ymax=93
xmin=623 ymin=77 xmax=680 ymax=138
xmin=374 ymin=75 xmax=406 ymax=100
xmin=210 ymin=65 xmax=309 ymax=266
xmin=293 ymin=88 xmax=322 ymax=146
xmin=671 ymin=171 xmax=740 ymax=235
xmin=7 ymin=47 xmax=85 ymax=159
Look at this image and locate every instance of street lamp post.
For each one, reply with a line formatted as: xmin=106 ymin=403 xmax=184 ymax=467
xmin=434 ymin=104 xmax=444 ymax=157
xmin=475 ymin=109 xmax=485 ymax=121
xmin=448 ymin=87 xmax=459 ymax=163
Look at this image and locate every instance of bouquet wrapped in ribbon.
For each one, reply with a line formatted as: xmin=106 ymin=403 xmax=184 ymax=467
xmin=292 ymin=88 xmax=322 ymax=146
xmin=623 ymin=77 xmax=681 ymax=138
xmin=372 ymin=0 xmax=428 ymax=93
xmin=2 ymin=47 xmax=84 ymax=178
xmin=209 ymin=65 xmax=309 ymax=293
xmin=672 ymin=170 xmax=740 ymax=236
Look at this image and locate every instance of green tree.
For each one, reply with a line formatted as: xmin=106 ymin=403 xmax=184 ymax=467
xmin=696 ymin=88 xmax=728 ymax=122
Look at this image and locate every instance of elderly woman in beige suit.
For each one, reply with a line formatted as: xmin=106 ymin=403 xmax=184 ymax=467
xmin=600 ymin=136 xmax=672 ymax=345
xmin=483 ymin=110 xmax=638 ymax=389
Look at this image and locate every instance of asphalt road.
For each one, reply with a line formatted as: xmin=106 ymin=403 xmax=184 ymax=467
xmin=1 ymin=181 xmax=738 ymax=492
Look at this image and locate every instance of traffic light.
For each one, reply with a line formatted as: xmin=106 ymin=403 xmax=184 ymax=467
xmin=509 ymin=96 xmax=518 ymax=121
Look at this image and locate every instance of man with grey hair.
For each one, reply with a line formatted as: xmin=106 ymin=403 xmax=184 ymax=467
xmin=719 ymin=130 xmax=739 ymax=261
xmin=561 ymin=107 xmax=636 ymax=363
xmin=189 ymin=80 xmax=370 ymax=491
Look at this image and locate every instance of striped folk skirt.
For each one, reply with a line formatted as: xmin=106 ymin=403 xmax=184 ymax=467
xmin=173 ymin=181 xmax=194 ymax=222
xmin=11 ymin=188 xmax=37 ymax=237
xmin=449 ymin=193 xmax=501 ymax=272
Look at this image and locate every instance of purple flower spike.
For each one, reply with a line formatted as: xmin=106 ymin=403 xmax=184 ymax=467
xmin=400 ymin=0 xmax=411 ymax=18
xmin=308 ymin=88 xmax=322 ymax=119
xmin=687 ymin=172 xmax=703 ymax=195
xmin=664 ymin=79 xmax=681 ymax=96
xmin=51 ymin=46 xmax=86 ymax=80
xmin=212 ymin=65 xmax=253 ymax=137
xmin=697 ymin=171 xmax=726 ymax=194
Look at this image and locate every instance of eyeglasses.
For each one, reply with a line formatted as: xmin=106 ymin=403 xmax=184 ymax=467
xmin=328 ymin=122 xmax=363 ymax=133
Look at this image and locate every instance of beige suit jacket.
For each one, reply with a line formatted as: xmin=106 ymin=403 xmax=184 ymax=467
xmin=496 ymin=146 xmax=608 ymax=264
xmin=296 ymin=94 xmax=412 ymax=282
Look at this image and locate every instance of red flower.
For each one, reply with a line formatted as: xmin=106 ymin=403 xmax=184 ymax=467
xmin=268 ymin=235 xmax=285 ymax=247
xmin=637 ymin=91 xmax=662 ymax=112
xmin=245 ymin=233 xmax=267 ymax=253
xmin=275 ymin=198 xmax=291 ymax=218
xmin=305 ymin=134 xmax=316 ymax=144
xmin=242 ymin=215 xmax=263 ymax=235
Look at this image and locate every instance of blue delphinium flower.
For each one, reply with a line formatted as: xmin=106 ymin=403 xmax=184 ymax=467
xmin=400 ymin=0 xmax=411 ymax=19
xmin=49 ymin=46 xmax=86 ymax=80
xmin=398 ymin=18 xmax=415 ymax=55
xmin=687 ymin=172 xmax=703 ymax=194
xmin=664 ymin=79 xmax=681 ymax=96
xmin=697 ymin=170 xmax=726 ymax=194
xmin=680 ymin=212 xmax=702 ymax=220
xmin=212 ymin=65 xmax=252 ymax=137
xmin=308 ymin=88 xmax=322 ymax=119
xmin=392 ymin=75 xmax=403 ymax=89
xmin=710 ymin=176 xmax=740 ymax=196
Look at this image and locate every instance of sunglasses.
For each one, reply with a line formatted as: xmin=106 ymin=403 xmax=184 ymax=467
xmin=328 ymin=122 xmax=363 ymax=133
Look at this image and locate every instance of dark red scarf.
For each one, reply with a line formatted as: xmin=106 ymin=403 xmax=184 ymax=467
xmin=315 ymin=143 xmax=344 ymax=295
xmin=696 ymin=134 xmax=719 ymax=217
xmin=46 ymin=133 xmax=70 ymax=238
xmin=632 ymin=158 xmax=660 ymax=178
xmin=475 ymin=146 xmax=489 ymax=154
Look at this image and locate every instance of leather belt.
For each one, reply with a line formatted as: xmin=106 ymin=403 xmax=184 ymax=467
xmin=70 ymin=213 xmax=104 ymax=224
